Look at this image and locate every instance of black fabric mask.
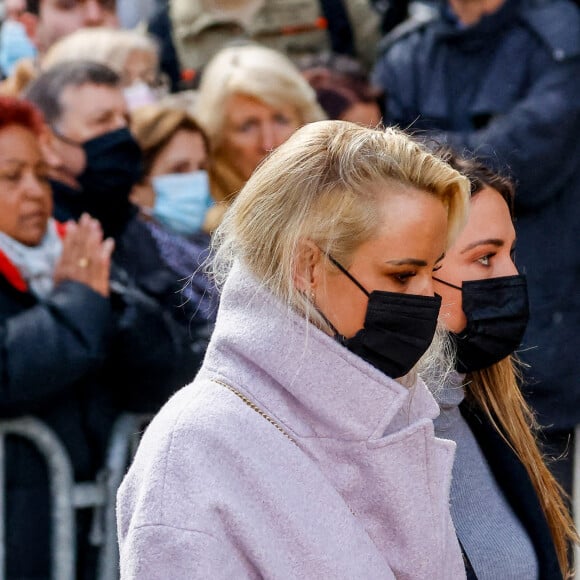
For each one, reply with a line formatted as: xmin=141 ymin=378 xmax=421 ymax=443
xmin=325 ymin=256 xmax=442 ymax=379
xmin=78 ymin=127 xmax=143 ymax=199
xmin=54 ymin=127 xmax=143 ymax=237
xmin=434 ymin=274 xmax=529 ymax=373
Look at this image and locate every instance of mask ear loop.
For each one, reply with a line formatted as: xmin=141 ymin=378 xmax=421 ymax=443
xmin=433 ymin=276 xmax=462 ymax=291
xmin=327 ymin=254 xmax=370 ymax=297
xmin=313 ymin=303 xmax=347 ymax=345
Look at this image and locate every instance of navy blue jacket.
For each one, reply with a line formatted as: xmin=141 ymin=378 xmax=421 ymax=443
xmin=373 ymin=0 xmax=580 ymax=430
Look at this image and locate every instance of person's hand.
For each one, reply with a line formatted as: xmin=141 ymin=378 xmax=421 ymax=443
xmin=53 ymin=213 xmax=115 ymax=297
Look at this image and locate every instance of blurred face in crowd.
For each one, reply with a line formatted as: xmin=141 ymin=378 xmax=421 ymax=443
xmin=122 ymin=49 xmax=160 ymax=88
xmin=0 ymin=124 xmax=52 ymax=246
xmin=5 ymin=0 xmax=27 ymax=20
xmin=311 ymin=186 xmax=447 ymax=338
xmin=131 ymin=128 xmax=208 ymax=209
xmin=46 ymin=81 xmax=128 ymax=186
xmin=121 ymin=49 xmax=168 ymax=109
xmin=340 ymin=101 xmax=382 ymax=127
xmin=218 ymin=93 xmax=301 ymax=181
xmin=433 ymin=186 xmax=517 ymax=333
xmin=33 ymin=0 xmax=118 ymax=53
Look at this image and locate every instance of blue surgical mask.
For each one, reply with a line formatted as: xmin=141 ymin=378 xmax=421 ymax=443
xmin=0 ymin=20 xmax=37 ymax=77
xmin=150 ymin=170 xmax=213 ymax=236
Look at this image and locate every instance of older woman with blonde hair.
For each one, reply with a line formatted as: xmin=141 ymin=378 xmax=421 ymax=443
xmin=117 ymin=120 xmax=471 ymax=579
xmin=194 ymin=42 xmax=326 ymax=233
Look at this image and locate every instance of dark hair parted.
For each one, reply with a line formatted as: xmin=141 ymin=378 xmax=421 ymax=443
xmin=437 ymin=148 xmax=515 ymax=215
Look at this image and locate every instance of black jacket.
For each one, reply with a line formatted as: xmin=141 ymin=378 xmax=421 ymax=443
xmin=373 ymin=0 xmax=580 ymax=430
xmin=460 ymin=401 xmax=561 ymax=579
xmin=0 ymin=232 xmax=199 ymax=578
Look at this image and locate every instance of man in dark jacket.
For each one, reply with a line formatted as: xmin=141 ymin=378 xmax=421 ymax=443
xmin=372 ymin=0 xmax=580 ymax=493
xmin=24 ymin=60 xmax=213 ymax=386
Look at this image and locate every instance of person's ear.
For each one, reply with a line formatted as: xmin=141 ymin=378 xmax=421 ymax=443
xmin=38 ymin=127 xmax=62 ymax=170
xmin=129 ymin=180 xmax=155 ymax=209
xmin=293 ymin=239 xmax=323 ymax=294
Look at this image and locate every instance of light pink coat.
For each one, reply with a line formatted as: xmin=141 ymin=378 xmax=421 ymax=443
xmin=117 ymin=262 xmax=465 ymax=579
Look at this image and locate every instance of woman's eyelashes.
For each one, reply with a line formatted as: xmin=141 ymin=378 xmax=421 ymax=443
xmin=392 ymin=271 xmax=416 ymax=285
xmin=477 ymin=253 xmax=494 ymax=267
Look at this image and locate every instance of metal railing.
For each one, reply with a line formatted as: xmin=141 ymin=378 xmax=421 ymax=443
xmin=0 ymin=413 xmax=152 ymax=580
xmin=96 ymin=413 xmax=152 ymax=580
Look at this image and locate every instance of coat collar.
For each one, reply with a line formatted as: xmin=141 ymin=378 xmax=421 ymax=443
xmin=205 ymin=261 xmax=440 ymax=440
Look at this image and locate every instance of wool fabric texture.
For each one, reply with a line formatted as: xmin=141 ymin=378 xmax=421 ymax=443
xmin=117 ymin=261 xmax=465 ymax=579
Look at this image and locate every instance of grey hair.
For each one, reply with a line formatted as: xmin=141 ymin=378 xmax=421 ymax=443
xmin=24 ymin=60 xmax=120 ymax=126
xmin=41 ymin=27 xmax=160 ymax=84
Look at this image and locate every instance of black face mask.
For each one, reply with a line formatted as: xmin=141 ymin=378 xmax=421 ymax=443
xmin=54 ymin=127 xmax=143 ymax=237
xmin=433 ymin=274 xmax=529 ymax=373
xmin=78 ymin=127 xmax=143 ymax=199
xmin=323 ymin=256 xmax=442 ymax=379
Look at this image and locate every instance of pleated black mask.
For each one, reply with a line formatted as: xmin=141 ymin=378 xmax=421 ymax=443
xmin=326 ymin=256 xmax=442 ymax=379
xmin=434 ymin=274 xmax=529 ymax=373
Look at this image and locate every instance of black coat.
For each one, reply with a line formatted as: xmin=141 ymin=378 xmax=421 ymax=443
xmin=0 ymin=235 xmax=199 ymax=579
xmin=373 ymin=0 xmax=580 ymax=430
xmin=459 ymin=401 xmax=562 ymax=579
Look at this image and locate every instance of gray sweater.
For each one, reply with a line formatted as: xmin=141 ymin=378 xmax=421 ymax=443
xmin=433 ymin=373 xmax=539 ymax=579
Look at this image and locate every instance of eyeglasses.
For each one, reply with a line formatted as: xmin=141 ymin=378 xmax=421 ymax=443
xmin=122 ymin=72 xmax=170 ymax=99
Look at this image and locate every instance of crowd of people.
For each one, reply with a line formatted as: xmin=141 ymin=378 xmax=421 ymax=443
xmin=0 ymin=0 xmax=578 ymax=578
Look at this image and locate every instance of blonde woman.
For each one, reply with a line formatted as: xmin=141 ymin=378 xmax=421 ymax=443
xmin=117 ymin=120 xmax=471 ymax=579
xmin=430 ymin=151 xmax=577 ymax=579
xmin=193 ymin=42 xmax=326 ymax=233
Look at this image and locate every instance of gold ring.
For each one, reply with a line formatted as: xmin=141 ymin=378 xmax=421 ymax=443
xmin=78 ymin=257 xmax=89 ymax=268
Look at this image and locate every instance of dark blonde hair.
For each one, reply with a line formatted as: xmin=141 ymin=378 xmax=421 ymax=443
xmin=130 ymin=103 xmax=209 ymax=178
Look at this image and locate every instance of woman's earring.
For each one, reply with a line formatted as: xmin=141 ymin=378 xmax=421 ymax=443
xmin=309 ymin=287 xmax=316 ymax=304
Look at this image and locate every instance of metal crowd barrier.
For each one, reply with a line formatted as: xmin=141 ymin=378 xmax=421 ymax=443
xmin=96 ymin=413 xmax=153 ymax=580
xmin=0 ymin=413 xmax=152 ymax=580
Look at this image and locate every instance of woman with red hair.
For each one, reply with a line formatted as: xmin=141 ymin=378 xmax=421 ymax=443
xmin=0 ymin=96 xmax=195 ymax=579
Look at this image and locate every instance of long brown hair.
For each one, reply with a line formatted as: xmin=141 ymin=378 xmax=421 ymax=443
xmin=441 ymin=149 xmax=578 ymax=578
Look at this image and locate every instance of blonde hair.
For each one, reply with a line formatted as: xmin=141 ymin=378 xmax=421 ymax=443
xmin=41 ymin=27 xmax=159 ymax=83
xmin=194 ymin=42 xmax=326 ymax=149
xmin=211 ymin=120 xmax=470 ymax=333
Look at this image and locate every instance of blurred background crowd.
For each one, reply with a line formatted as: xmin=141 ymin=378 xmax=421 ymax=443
xmin=0 ymin=0 xmax=578 ymax=577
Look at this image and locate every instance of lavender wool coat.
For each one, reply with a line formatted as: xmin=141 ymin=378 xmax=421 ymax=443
xmin=117 ymin=262 xmax=465 ymax=579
